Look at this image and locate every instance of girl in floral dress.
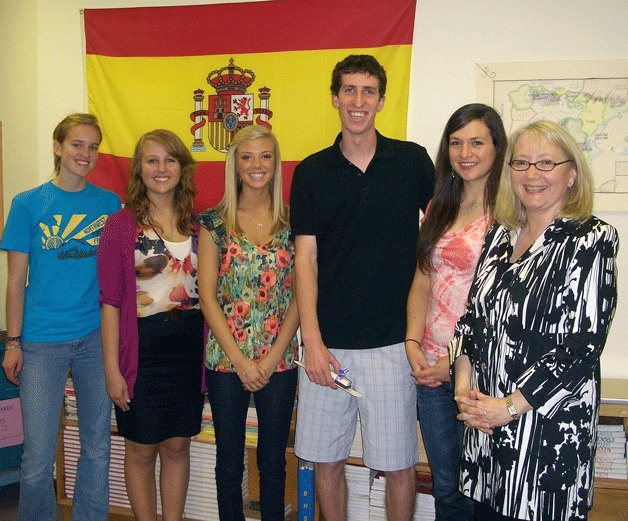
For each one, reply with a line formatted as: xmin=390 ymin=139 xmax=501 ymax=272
xmin=198 ymin=125 xmax=299 ymax=521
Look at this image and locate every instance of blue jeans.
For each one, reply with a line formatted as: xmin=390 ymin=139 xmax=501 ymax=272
xmin=206 ymin=368 xmax=298 ymax=521
xmin=18 ymin=329 xmax=110 ymax=521
xmin=416 ymin=382 xmax=473 ymax=521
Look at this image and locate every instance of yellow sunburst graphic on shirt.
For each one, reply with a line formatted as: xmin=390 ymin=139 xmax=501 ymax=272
xmin=39 ymin=214 xmax=109 ymax=250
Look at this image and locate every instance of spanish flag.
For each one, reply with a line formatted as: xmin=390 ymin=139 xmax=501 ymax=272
xmin=85 ymin=0 xmax=417 ymax=210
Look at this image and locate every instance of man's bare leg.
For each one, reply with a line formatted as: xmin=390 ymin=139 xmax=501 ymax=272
xmin=315 ymin=460 xmax=347 ymax=521
xmin=385 ymin=466 xmax=416 ymax=521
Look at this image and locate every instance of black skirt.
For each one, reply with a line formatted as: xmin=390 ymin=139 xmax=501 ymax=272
xmin=115 ymin=310 xmax=205 ymax=444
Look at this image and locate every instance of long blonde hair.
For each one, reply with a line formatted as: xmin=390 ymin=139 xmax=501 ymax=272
xmin=217 ymin=125 xmax=287 ymax=233
xmin=125 ymin=129 xmax=197 ymax=235
xmin=494 ymin=120 xmax=594 ymax=229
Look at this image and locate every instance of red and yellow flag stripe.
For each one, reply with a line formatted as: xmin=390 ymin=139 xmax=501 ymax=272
xmin=85 ymin=0 xmax=417 ymax=210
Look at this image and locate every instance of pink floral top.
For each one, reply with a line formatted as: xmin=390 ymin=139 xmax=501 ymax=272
xmin=423 ymin=216 xmax=488 ymax=365
xmin=199 ymin=208 xmax=297 ymax=373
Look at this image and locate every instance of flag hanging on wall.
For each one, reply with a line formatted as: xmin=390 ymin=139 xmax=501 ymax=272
xmin=84 ymin=0 xmax=417 ymax=210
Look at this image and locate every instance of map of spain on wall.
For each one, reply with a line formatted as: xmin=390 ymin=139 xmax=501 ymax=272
xmin=84 ymin=0 xmax=417 ymax=210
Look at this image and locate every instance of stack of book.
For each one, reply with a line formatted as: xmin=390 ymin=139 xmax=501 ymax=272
xmin=349 ymin=415 xmax=363 ymax=458
xmin=243 ymin=499 xmax=293 ymax=520
xmin=346 ymin=464 xmax=375 ymax=520
xmin=156 ymin=440 xmax=249 ymax=520
xmin=368 ymin=473 xmax=386 ymax=521
xmin=62 ymin=425 xmax=131 ymax=508
xmin=64 ymin=377 xmax=77 ymax=421
xmin=246 ymin=401 xmax=260 ymax=446
xmin=367 ymin=472 xmax=435 ymax=521
xmin=595 ymin=419 xmax=628 ymax=480
xmin=414 ymin=491 xmax=436 ymax=521
xmin=64 ymin=376 xmax=116 ymax=425
xmin=63 ymin=426 xmax=249 ymax=519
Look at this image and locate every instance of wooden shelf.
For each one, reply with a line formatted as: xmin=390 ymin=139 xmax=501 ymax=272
xmin=56 ymin=378 xmax=628 ymax=520
xmin=56 ymin=417 xmax=298 ymax=520
xmin=589 ymin=379 xmax=628 ymax=520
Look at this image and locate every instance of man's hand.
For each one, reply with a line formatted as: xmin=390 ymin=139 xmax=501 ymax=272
xmin=303 ymin=338 xmax=341 ymax=388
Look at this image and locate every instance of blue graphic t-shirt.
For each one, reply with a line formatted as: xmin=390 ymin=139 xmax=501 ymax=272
xmin=0 ymin=181 xmax=121 ymax=342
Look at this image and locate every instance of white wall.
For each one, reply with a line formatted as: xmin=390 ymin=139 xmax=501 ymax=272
xmin=1 ymin=0 xmax=626 ymax=379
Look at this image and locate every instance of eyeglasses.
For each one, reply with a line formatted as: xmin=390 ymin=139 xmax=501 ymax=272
xmin=508 ymin=159 xmax=572 ymax=172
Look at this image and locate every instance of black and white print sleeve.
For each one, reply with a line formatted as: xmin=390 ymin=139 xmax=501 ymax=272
xmin=515 ymin=220 xmax=618 ymax=417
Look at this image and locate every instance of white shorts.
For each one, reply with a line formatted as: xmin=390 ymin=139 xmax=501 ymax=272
xmin=294 ymin=342 xmax=418 ymax=471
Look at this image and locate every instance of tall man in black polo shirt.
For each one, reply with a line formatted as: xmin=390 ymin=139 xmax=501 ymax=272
xmin=290 ymin=55 xmax=434 ymax=521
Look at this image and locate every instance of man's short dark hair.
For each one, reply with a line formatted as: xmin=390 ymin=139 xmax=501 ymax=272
xmin=330 ymin=55 xmax=387 ymax=98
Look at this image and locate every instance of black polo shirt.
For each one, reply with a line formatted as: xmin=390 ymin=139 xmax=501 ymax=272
xmin=290 ymin=131 xmax=434 ymax=349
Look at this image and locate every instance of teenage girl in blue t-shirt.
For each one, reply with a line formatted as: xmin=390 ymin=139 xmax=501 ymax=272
xmin=1 ymin=113 xmax=120 ymax=521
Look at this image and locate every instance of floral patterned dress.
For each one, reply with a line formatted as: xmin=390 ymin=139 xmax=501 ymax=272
xmin=199 ymin=208 xmax=298 ymax=373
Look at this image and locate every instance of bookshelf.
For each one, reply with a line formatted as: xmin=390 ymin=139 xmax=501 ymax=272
xmin=317 ymin=379 xmax=628 ymax=521
xmin=55 ymin=379 xmax=627 ymax=520
xmin=0 ymin=331 xmax=23 ymax=488
xmin=590 ymin=378 xmax=628 ymax=521
xmin=56 ymin=413 xmax=299 ymax=520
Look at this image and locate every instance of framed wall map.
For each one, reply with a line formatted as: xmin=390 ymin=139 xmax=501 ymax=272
xmin=477 ymin=60 xmax=628 ymax=211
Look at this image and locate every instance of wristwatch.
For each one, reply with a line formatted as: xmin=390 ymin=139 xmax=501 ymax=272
xmin=505 ymin=394 xmax=520 ymax=420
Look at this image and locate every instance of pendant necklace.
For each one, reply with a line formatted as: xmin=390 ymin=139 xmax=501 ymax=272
xmin=250 ymin=215 xmax=265 ymax=231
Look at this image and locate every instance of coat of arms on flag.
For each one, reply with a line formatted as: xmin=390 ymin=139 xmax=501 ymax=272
xmin=190 ymin=58 xmax=273 ymax=153
xmin=84 ymin=0 xmax=417 ymax=210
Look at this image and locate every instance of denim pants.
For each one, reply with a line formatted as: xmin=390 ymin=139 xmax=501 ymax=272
xmin=18 ymin=329 xmax=110 ymax=521
xmin=416 ymin=382 xmax=474 ymax=521
xmin=206 ymin=368 xmax=298 ymax=521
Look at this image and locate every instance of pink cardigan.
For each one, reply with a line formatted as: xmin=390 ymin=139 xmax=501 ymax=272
xmin=97 ymin=208 xmax=141 ymax=398
xmin=97 ymin=208 xmax=206 ymax=398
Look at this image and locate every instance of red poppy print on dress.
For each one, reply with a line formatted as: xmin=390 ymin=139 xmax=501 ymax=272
xmin=234 ymin=301 xmax=250 ymax=317
xmin=261 ymin=269 xmax=277 ymax=288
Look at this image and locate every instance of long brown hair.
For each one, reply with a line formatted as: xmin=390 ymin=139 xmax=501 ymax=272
xmin=125 ymin=129 xmax=197 ymax=235
xmin=416 ymin=104 xmax=507 ymax=273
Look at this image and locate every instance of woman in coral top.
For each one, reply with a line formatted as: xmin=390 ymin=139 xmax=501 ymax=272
xmin=198 ymin=125 xmax=299 ymax=521
xmin=405 ymin=104 xmax=507 ymax=521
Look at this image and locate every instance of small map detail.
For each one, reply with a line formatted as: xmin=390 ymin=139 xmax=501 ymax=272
xmin=493 ymin=77 xmax=628 ymax=194
xmin=477 ymin=61 xmax=628 ymax=211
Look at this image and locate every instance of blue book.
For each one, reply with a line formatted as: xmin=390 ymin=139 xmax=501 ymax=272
xmin=298 ymin=459 xmax=315 ymax=521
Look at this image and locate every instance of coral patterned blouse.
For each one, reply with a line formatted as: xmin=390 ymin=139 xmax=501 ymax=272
xmin=422 ymin=216 xmax=488 ymax=365
xmin=199 ymin=208 xmax=298 ymax=373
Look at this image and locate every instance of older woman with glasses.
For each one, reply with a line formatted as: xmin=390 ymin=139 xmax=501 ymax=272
xmin=450 ymin=120 xmax=618 ymax=521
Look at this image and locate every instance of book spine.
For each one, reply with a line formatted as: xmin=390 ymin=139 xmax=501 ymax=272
xmin=298 ymin=459 xmax=315 ymax=521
